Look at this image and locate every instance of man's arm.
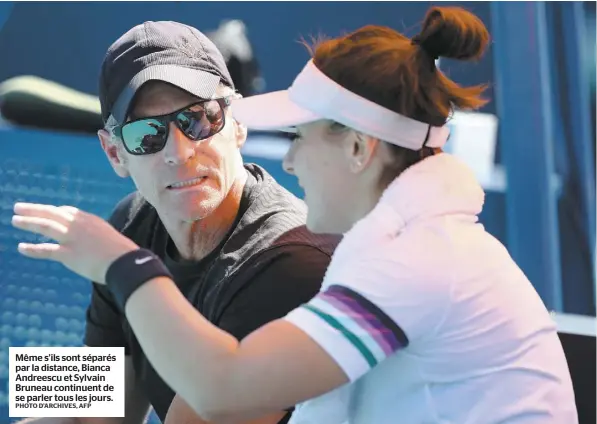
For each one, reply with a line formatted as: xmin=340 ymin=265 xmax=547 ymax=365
xmin=14 ymin=356 xmax=151 ymax=424
xmin=83 ymin=281 xmax=151 ymax=423
xmin=81 ymin=239 xmax=151 ymax=423
xmin=164 ymin=245 xmax=331 ymax=424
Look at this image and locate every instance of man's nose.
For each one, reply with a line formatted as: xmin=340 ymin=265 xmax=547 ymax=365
xmin=162 ymin=123 xmax=196 ymax=165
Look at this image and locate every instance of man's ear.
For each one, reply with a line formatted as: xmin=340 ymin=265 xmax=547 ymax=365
xmin=98 ymin=129 xmax=130 ymax=178
xmin=233 ymin=119 xmax=248 ymax=149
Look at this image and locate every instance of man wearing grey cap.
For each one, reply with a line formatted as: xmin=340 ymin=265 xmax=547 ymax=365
xmin=17 ymin=21 xmax=337 ymax=424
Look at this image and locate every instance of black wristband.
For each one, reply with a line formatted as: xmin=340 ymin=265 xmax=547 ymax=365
xmin=105 ymin=248 xmax=174 ymax=311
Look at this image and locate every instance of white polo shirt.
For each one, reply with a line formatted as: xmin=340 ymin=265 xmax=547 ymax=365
xmin=285 ymin=153 xmax=577 ymax=424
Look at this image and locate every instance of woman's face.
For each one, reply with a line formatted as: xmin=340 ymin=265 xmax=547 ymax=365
xmin=283 ymin=120 xmax=371 ymax=234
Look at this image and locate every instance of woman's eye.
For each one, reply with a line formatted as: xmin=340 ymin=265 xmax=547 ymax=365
xmin=282 ymin=131 xmax=301 ymax=142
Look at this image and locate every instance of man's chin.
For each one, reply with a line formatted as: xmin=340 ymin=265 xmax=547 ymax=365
xmin=179 ymin=202 xmax=223 ymax=223
xmin=165 ymin=194 xmax=220 ymax=220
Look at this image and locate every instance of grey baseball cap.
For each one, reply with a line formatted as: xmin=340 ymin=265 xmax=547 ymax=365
xmin=99 ymin=21 xmax=235 ymax=124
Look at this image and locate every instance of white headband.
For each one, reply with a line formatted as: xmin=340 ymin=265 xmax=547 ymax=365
xmin=232 ymin=59 xmax=450 ymax=150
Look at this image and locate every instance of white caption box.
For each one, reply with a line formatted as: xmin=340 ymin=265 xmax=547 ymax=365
xmin=8 ymin=346 xmax=125 ymax=418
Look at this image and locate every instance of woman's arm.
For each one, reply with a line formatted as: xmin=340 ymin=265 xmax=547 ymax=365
xmin=125 ymin=277 xmax=348 ymax=422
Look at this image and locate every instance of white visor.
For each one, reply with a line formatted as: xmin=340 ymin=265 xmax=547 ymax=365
xmin=231 ymin=60 xmax=450 ymax=150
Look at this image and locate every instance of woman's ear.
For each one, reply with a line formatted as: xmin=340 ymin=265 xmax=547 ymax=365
xmin=348 ymin=132 xmax=379 ymax=173
xmin=98 ymin=129 xmax=130 ymax=178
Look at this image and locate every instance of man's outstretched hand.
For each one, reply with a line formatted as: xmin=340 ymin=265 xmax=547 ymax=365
xmin=11 ymin=202 xmax=138 ymax=284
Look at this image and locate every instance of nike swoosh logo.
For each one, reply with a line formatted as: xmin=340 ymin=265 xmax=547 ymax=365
xmin=135 ymin=257 xmax=153 ymax=265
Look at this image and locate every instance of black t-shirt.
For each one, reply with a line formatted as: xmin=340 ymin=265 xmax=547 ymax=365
xmin=84 ymin=164 xmax=340 ymax=423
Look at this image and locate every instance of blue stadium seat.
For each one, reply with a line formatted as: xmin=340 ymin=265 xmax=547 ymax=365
xmin=0 ymin=128 xmax=141 ymax=421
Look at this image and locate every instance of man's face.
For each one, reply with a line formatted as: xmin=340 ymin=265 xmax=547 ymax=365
xmin=101 ymin=81 xmax=246 ymax=223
